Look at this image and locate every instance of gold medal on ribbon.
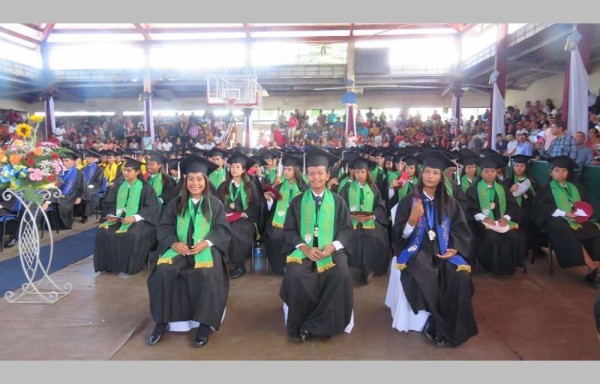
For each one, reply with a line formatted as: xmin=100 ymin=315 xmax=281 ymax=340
xmin=490 ymin=202 xmax=496 ymax=210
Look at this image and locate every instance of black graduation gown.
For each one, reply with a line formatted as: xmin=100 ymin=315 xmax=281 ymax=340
xmin=54 ymin=168 xmax=85 ymax=229
xmin=338 ymin=182 xmax=391 ymax=276
xmin=147 ymin=196 xmax=231 ymax=328
xmin=251 ymin=174 xmax=270 ymax=238
xmin=279 ymin=190 xmax=354 ymax=338
xmin=392 ymin=191 xmax=478 ymax=347
xmin=465 ymin=181 xmax=527 ymax=275
xmin=532 ymin=183 xmax=600 ymax=268
xmin=216 ymin=179 xmax=260 ymax=270
xmin=149 ymin=172 xmax=179 ymax=209
xmin=93 ymin=179 xmax=160 ymax=274
xmin=263 ymin=180 xmax=308 ymax=275
xmin=502 ymin=175 xmax=544 ymax=253
xmin=81 ymin=163 xmax=105 ymax=217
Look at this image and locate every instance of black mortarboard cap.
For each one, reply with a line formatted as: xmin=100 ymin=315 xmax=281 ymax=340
xmin=250 ymin=155 xmax=267 ymax=167
xmin=84 ymin=149 xmax=102 ymax=158
xmin=282 ymin=154 xmax=302 ymax=168
xmin=511 ymin=155 xmax=534 ymax=165
xmin=147 ymin=150 xmax=168 ymax=165
xmin=347 ymin=157 xmax=377 ymax=171
xmin=102 ymin=150 xmax=116 ymax=157
xmin=548 ymin=155 xmax=577 ymax=171
xmin=123 ymin=158 xmax=143 ymax=170
xmin=258 ymin=149 xmax=276 ymax=160
xmin=402 ymin=155 xmax=419 ymax=166
xmin=418 ymin=151 xmax=455 ymax=171
xmin=227 ymin=151 xmax=255 ymax=168
xmin=457 ymin=155 xmax=481 ymax=166
xmin=209 ymin=148 xmax=227 ymax=158
xmin=60 ymin=150 xmax=78 ymax=160
xmin=303 ymin=147 xmax=340 ymax=169
xmin=179 ymin=154 xmax=218 ymax=175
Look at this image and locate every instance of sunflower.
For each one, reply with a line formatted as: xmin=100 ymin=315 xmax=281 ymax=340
xmin=28 ymin=115 xmax=45 ymax=123
xmin=15 ymin=123 xmax=33 ymax=139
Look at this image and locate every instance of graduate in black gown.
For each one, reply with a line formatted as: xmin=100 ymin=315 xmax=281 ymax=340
xmin=388 ymin=152 xmax=477 ymax=347
xmin=263 ymin=154 xmax=308 ymax=275
xmin=80 ymin=149 xmax=106 ymax=224
xmin=94 ymin=158 xmax=160 ymax=274
xmin=216 ymin=152 xmax=261 ymax=279
xmin=338 ymin=156 xmax=391 ymax=284
xmin=147 ymin=155 xmax=231 ymax=348
xmin=249 ymin=154 xmax=270 ymax=239
xmin=503 ymin=155 xmax=544 ymax=259
xmin=465 ymin=153 xmax=527 ymax=275
xmin=146 ymin=151 xmax=178 ymax=210
xmin=532 ymin=155 xmax=600 ymax=285
xmin=280 ymin=147 xmax=354 ymax=341
xmin=53 ymin=150 xmax=85 ymax=229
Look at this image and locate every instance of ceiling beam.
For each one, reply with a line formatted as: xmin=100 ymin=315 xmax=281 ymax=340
xmin=41 ymin=23 xmax=55 ymax=43
xmin=507 ymin=28 xmax=572 ymax=61
xmin=133 ymin=23 xmax=152 ymax=41
xmin=0 ymin=26 xmax=40 ymax=45
xmin=23 ymin=23 xmax=43 ymax=32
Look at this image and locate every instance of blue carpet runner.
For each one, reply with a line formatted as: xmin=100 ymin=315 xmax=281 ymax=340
xmin=0 ymin=227 xmax=97 ymax=296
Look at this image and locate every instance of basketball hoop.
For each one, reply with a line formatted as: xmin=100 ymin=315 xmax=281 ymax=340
xmin=223 ymin=97 xmax=238 ymax=107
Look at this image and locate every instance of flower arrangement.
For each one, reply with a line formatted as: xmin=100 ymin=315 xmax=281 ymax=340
xmin=0 ymin=115 xmax=68 ymax=203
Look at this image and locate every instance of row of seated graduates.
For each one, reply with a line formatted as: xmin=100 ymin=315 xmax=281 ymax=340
xmin=85 ymin=142 xmax=600 ymax=288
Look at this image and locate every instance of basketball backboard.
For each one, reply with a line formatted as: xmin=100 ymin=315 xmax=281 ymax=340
xmin=206 ymin=75 xmax=264 ymax=109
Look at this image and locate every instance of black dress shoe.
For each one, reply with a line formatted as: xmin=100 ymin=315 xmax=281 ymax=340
xmin=360 ymin=270 xmax=374 ymax=285
xmin=422 ymin=317 xmax=435 ymax=342
xmin=229 ymin=266 xmax=246 ymax=279
xmin=194 ymin=324 xmax=210 ymax=348
xmin=82 ymin=216 xmax=88 ymax=224
xmin=433 ymin=335 xmax=451 ymax=347
xmin=147 ymin=322 xmax=169 ymax=346
xmin=4 ymin=237 xmax=17 ymax=248
xmin=585 ymin=268 xmax=600 ymax=284
xmin=300 ymin=329 xmax=313 ymax=342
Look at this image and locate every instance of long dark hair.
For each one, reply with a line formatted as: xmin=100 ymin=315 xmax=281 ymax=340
xmin=222 ymin=168 xmax=253 ymax=204
xmin=176 ymin=172 xmax=212 ymax=221
xmin=417 ymin=171 xmax=450 ymax=225
xmin=355 ymin=168 xmax=376 ymax=190
xmin=287 ymin=167 xmax=306 ymax=189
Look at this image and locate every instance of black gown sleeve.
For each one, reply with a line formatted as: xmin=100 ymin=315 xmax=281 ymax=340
xmin=391 ymin=192 xmax=415 ymax=254
xmin=205 ymin=195 xmax=233 ymax=256
xmin=137 ymin=182 xmax=160 ymax=225
xmin=448 ymin=197 xmax=472 ymax=260
xmin=156 ymin=197 xmax=179 ymax=249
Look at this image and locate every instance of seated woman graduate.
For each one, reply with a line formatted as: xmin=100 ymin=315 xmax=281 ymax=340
xmin=147 ymin=155 xmax=232 ymax=348
xmin=465 ymin=152 xmax=527 ymax=275
xmin=532 ymin=155 xmax=600 ymax=285
xmin=146 ymin=150 xmax=178 ymax=210
xmin=388 ymin=155 xmax=420 ymax=207
xmin=216 ymin=151 xmax=261 ymax=279
xmin=94 ymin=157 xmax=160 ymax=275
xmin=338 ymin=156 xmax=391 ymax=284
xmin=80 ymin=149 xmax=106 ymax=224
xmin=503 ymin=155 xmax=545 ymax=259
xmin=385 ymin=152 xmax=477 ymax=348
xmin=263 ymin=153 xmax=308 ymax=275
xmin=457 ymin=153 xmax=480 ymax=193
xmin=53 ymin=150 xmax=85 ymax=229
xmin=280 ymin=147 xmax=354 ymax=342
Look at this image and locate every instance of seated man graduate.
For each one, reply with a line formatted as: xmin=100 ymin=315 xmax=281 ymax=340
xmin=280 ymin=147 xmax=354 ymax=342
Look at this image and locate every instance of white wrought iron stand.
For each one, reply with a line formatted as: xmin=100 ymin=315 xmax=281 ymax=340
xmin=3 ymin=188 xmax=72 ymax=304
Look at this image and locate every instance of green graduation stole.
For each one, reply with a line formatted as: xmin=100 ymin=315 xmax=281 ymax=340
xmin=149 ymin=173 xmax=163 ymax=197
xmin=209 ymin=167 xmax=226 ymax=189
xmin=286 ymin=189 xmax=336 ymax=273
xmin=461 ymin=174 xmax=475 ymax=193
xmin=338 ymin=175 xmax=351 ymax=191
xmin=157 ymin=197 xmax=214 ymax=268
xmin=387 ymin=171 xmax=399 ymax=186
xmin=227 ymin=180 xmax=248 ymax=210
xmin=513 ymin=174 xmax=536 ymax=207
xmin=550 ymin=179 xmax=581 ymax=230
xmin=370 ymin=167 xmax=380 ymax=183
xmin=272 ymin=180 xmax=301 ymax=228
xmin=266 ymin=167 xmax=277 ymax=184
xmin=443 ymin=175 xmax=454 ymax=197
xmin=476 ymin=180 xmax=518 ymax=229
xmin=348 ymin=181 xmax=375 ymax=229
xmin=99 ymin=179 xmax=143 ymax=233
xmin=397 ymin=178 xmax=418 ymax=202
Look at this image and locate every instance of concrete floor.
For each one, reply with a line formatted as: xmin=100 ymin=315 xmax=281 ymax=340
xmin=1 ymin=224 xmax=599 ymax=361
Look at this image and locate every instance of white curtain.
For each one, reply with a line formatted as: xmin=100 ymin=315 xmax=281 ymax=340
xmin=567 ymin=42 xmax=589 ymax=138
xmin=490 ymin=80 xmax=505 ymax=152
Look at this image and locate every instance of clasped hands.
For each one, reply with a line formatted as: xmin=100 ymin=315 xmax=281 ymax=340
xmin=171 ymin=241 xmax=209 ymax=256
xmin=107 ymin=215 xmax=136 ymax=224
xmin=300 ymin=243 xmax=336 ymax=262
xmin=351 ymin=214 xmax=375 ymax=223
xmin=482 ymin=217 xmax=509 ymax=227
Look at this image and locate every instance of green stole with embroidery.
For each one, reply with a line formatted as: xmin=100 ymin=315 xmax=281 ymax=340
xmin=157 ymin=197 xmax=214 ymax=268
xmin=348 ymin=181 xmax=375 ymax=229
xmin=286 ymin=189 xmax=335 ymax=273
xmin=272 ymin=180 xmax=301 ymax=228
xmin=99 ymin=179 xmax=143 ymax=233
xmin=550 ymin=179 xmax=581 ymax=230
xmin=476 ymin=180 xmax=518 ymax=229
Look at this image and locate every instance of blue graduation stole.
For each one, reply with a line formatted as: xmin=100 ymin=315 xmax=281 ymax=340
xmin=83 ymin=162 xmax=97 ymax=183
xmin=60 ymin=166 xmax=78 ymax=196
xmin=396 ymin=199 xmax=470 ymax=273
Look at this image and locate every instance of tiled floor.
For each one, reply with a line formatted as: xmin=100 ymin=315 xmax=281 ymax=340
xmin=1 ymin=233 xmax=599 ymax=360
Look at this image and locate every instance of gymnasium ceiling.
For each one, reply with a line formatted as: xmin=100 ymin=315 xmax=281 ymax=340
xmin=0 ymin=23 xmax=599 ymax=104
